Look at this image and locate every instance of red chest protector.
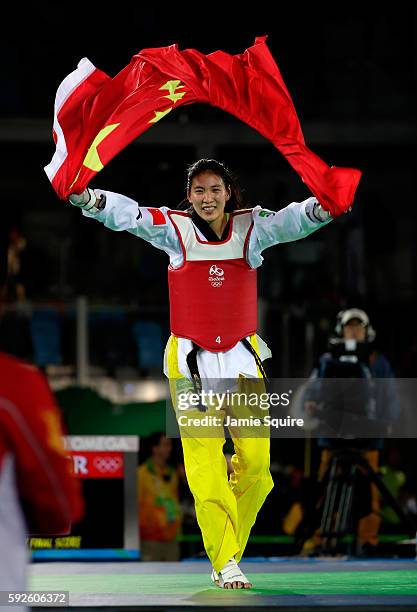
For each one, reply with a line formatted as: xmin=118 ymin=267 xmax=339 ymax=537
xmin=168 ymin=210 xmax=257 ymax=352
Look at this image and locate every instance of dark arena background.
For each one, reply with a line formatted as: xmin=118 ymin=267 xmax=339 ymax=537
xmin=1 ymin=3 xmax=417 ymax=611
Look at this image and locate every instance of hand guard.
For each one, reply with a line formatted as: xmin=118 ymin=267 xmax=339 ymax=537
xmin=313 ymin=202 xmax=333 ymax=222
xmin=68 ymin=188 xmax=97 ymax=211
xmin=305 ymin=199 xmax=333 ymax=223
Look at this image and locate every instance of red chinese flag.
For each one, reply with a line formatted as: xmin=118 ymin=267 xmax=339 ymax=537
xmin=45 ymin=37 xmax=361 ymax=216
xmin=44 ymin=57 xmax=201 ymax=200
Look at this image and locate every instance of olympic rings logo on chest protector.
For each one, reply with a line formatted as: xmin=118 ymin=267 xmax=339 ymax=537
xmin=208 ymin=264 xmax=225 ymax=288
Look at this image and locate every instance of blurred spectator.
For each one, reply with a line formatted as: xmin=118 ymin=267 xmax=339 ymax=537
xmin=0 ymin=229 xmax=84 ymax=599
xmin=380 ymin=446 xmax=407 ymax=527
xmin=379 ymin=446 xmax=417 ymax=531
xmin=7 ymin=226 xmax=27 ymax=303
xmin=281 ymin=466 xmax=314 ymax=537
xmin=138 ymin=432 xmax=182 ymax=561
xmin=0 ymin=225 xmax=32 ymax=361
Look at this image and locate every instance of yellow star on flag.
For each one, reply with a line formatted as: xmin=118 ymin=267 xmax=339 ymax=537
xmin=149 ymin=107 xmax=174 ymax=124
xmin=83 ymin=123 xmax=120 ymax=171
xmin=159 ymin=80 xmax=186 ymax=103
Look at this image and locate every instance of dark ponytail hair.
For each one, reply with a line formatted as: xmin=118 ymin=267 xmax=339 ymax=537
xmin=178 ymin=159 xmax=245 ymax=212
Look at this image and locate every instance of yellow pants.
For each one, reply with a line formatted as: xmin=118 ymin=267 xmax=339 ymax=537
xmin=166 ymin=335 xmax=274 ymax=573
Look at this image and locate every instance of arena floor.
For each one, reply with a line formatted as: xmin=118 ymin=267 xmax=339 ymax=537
xmin=29 ymin=558 xmax=417 ymax=610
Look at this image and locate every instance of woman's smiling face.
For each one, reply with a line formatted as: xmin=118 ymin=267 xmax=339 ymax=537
xmin=188 ymin=171 xmax=230 ymax=224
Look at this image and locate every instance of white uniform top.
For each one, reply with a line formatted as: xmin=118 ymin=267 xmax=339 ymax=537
xmin=83 ymin=190 xmax=331 ymax=379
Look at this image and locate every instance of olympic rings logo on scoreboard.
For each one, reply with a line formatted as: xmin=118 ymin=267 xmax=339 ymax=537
xmin=69 ymin=451 xmax=124 ymax=478
xmin=93 ymin=456 xmax=123 ymax=474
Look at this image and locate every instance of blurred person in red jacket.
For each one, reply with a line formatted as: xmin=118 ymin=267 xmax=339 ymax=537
xmin=0 ymin=227 xmax=84 ymax=594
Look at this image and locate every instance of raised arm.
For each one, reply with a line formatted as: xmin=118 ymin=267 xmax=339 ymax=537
xmin=247 ymin=197 xmax=332 ymax=268
xmin=68 ymin=188 xmax=183 ymax=265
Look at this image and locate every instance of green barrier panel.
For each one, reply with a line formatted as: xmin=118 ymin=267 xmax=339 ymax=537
xmin=178 ymin=533 xmax=410 ymax=544
xmin=55 ymin=386 xmax=166 ymax=437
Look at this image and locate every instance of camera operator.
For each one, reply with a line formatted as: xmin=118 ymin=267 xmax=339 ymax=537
xmin=303 ymin=308 xmax=400 ymax=556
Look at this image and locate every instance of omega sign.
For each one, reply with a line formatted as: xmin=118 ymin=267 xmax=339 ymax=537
xmin=208 ymin=264 xmax=224 ymax=288
xmin=65 ymin=436 xmax=139 ymax=452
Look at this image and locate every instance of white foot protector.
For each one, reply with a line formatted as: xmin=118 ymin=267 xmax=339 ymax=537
xmin=216 ymin=558 xmax=252 ymax=588
xmin=210 ymin=568 xmax=219 ymax=585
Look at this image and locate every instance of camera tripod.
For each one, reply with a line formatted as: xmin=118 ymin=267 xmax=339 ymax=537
xmin=317 ymin=446 xmax=416 ymax=556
